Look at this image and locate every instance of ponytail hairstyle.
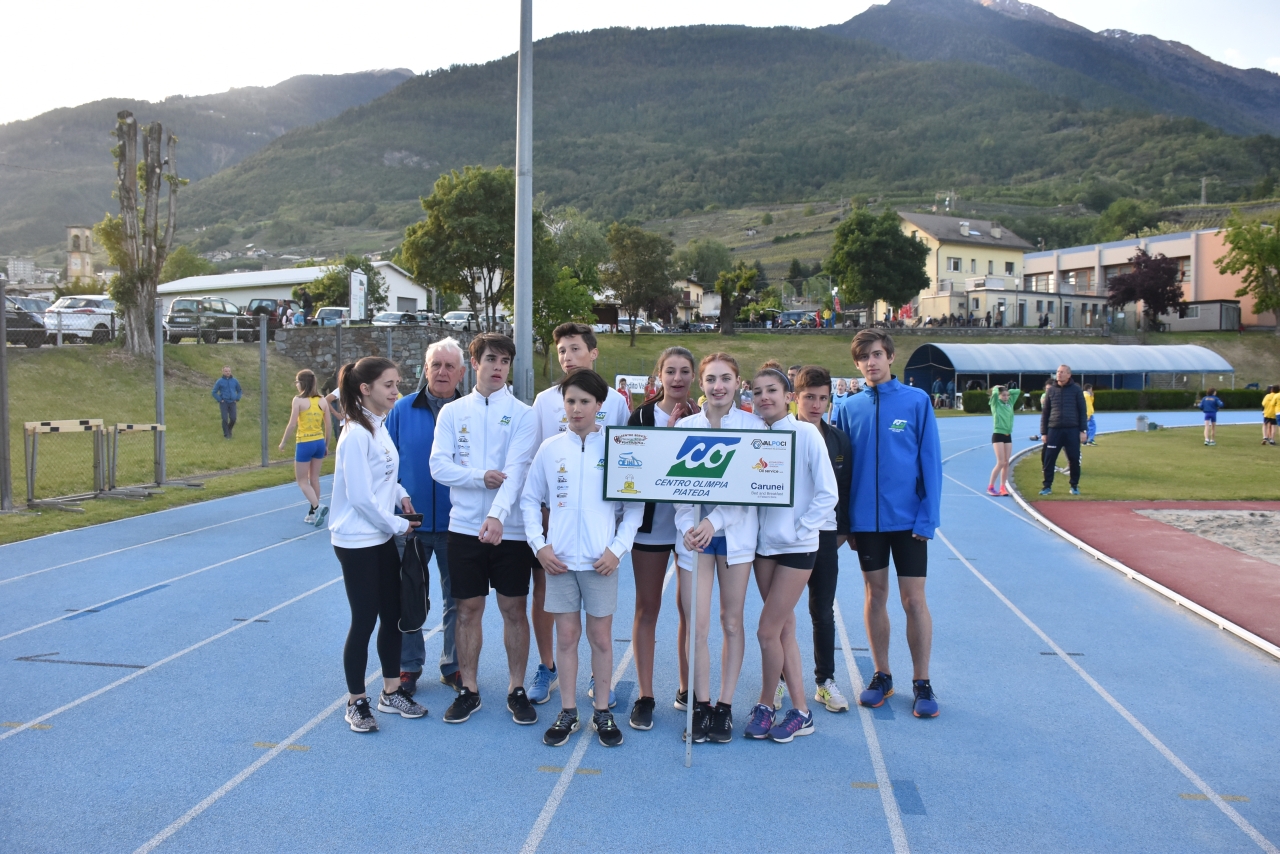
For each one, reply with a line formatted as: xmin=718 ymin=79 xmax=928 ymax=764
xmin=640 ymin=346 xmax=697 ymax=408
xmin=295 ymin=369 xmax=317 ymax=399
xmin=698 ymin=352 xmax=740 ymax=382
xmin=337 ymin=356 xmax=398 ymax=434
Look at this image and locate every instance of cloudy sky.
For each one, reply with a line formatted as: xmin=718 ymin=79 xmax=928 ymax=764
xmin=4 ymin=0 xmax=1277 ymax=126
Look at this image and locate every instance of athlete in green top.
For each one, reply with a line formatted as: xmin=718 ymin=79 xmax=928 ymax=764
xmin=987 ymin=385 xmax=1022 ymax=496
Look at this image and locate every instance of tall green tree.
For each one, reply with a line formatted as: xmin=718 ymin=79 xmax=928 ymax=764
xmin=672 ymin=238 xmax=732 ymax=285
xmin=1216 ymin=214 xmax=1280 ymax=335
xmin=715 ymin=262 xmax=757 ymax=335
xmin=1106 ymin=249 xmax=1185 ymax=331
xmin=548 ymin=207 xmax=609 ymax=293
xmin=787 ymin=258 xmax=806 ymax=298
xmin=825 ymin=208 xmax=929 ymax=312
xmin=602 ymin=223 xmax=673 ymax=347
xmin=1093 ymin=198 xmax=1159 ymax=242
xmin=298 ymin=255 xmax=387 ymax=316
xmin=160 ymin=245 xmax=216 ymax=283
xmin=533 ymin=267 xmax=597 ymax=375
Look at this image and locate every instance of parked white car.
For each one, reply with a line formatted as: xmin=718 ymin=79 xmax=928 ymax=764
xmin=44 ymin=295 xmax=118 ymax=343
xmin=443 ymin=310 xmax=479 ymax=331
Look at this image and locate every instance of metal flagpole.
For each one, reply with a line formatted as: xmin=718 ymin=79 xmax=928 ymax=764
xmin=512 ymin=0 xmax=534 ymax=404
xmin=684 ymin=508 xmax=700 ymax=767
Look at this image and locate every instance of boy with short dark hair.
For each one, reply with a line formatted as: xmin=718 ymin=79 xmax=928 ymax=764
xmin=521 ymin=369 xmax=642 ymax=747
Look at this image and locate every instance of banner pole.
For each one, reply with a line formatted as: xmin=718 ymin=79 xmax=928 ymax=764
xmin=684 ymin=508 xmax=699 ymax=767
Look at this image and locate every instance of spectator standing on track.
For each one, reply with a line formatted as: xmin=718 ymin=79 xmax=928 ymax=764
xmin=278 ymin=369 xmax=331 ymax=525
xmin=834 ymin=329 xmax=942 ymax=719
xmin=1197 ymin=388 xmax=1226 ymax=446
xmin=528 ymin=323 xmax=633 ymax=709
xmin=329 ymin=356 xmax=427 ymax=733
xmin=1039 ymin=364 xmax=1088 ymax=496
xmin=626 ymin=347 xmax=699 ymax=731
xmin=429 ymin=334 xmax=539 ymax=727
xmin=986 ymin=384 xmax=1021 ymax=496
xmin=385 ymin=337 xmax=466 ymax=698
xmin=945 ymin=378 xmax=955 ymax=409
xmin=1083 ymin=384 xmax=1098 ymax=445
xmin=1262 ymin=385 xmax=1278 ymax=446
xmin=211 ymin=365 xmax=242 ymax=440
xmin=522 ymin=369 xmax=642 ymax=748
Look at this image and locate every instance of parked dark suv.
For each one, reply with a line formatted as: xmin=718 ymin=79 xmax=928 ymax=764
xmin=165 ymin=296 xmax=248 ymax=343
xmin=5 ymin=296 xmax=47 ymax=348
xmin=246 ymin=298 xmax=303 ymax=339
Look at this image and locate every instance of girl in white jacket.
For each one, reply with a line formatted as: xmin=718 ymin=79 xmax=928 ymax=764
xmin=675 ymin=353 xmax=764 ymax=744
xmin=329 ymin=357 xmax=427 ymax=733
xmin=741 ymin=363 xmax=838 ymax=744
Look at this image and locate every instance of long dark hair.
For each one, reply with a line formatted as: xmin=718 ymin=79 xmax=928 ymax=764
xmin=337 ymin=357 xmax=397 ymax=434
xmin=639 ymin=346 xmax=696 ymax=409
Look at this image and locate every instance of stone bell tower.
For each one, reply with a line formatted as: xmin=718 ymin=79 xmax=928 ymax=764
xmin=66 ymin=225 xmax=94 ymax=283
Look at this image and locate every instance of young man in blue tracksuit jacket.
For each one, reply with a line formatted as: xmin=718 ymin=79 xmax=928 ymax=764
xmin=834 ymin=329 xmax=942 ymax=718
xmin=385 ymin=338 xmax=466 ymax=697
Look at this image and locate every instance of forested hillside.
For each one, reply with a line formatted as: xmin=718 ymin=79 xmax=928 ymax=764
xmin=0 ymin=69 xmax=413 ymax=250
xmin=180 ymin=24 xmax=1280 ymax=242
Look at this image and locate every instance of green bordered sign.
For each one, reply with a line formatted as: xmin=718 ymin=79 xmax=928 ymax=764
xmin=603 ymin=426 xmax=796 ymax=507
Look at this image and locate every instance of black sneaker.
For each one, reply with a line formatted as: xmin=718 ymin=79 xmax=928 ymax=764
xmin=345 ymin=697 xmax=378 ymax=733
xmin=508 ymin=687 xmax=538 ymax=725
xmin=439 ymin=671 xmax=463 ymax=693
xmin=543 ymin=709 xmax=579 ymax=746
xmin=707 ymin=702 xmax=733 ymax=743
xmin=593 ymin=709 xmax=624 ymax=747
xmin=683 ymin=701 xmax=712 ymax=743
xmin=444 ymin=687 xmax=481 ymax=723
xmin=673 ymin=688 xmax=688 ymax=711
xmin=399 ymin=670 xmax=421 ymax=697
xmin=629 ymin=696 xmax=656 ymax=731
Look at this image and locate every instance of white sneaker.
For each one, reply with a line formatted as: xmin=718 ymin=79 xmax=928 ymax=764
xmin=773 ymin=682 xmax=785 ymax=711
xmin=304 ymin=509 xmax=316 ymax=524
xmin=815 ymin=679 xmax=850 ymax=712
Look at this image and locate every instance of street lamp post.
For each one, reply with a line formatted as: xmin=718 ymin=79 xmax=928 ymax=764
xmin=512 ymin=0 xmax=534 ymax=403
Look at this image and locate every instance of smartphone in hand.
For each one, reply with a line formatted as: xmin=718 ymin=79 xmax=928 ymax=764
xmin=396 ymin=512 xmax=424 ymax=523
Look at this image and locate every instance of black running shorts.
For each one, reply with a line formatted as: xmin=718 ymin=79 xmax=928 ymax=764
xmin=758 ymin=551 xmax=818 ymax=570
xmin=853 ymin=530 xmax=928 ymax=578
xmin=448 ymin=532 xmax=535 ymax=599
xmin=992 ymin=432 xmax=1012 ymax=444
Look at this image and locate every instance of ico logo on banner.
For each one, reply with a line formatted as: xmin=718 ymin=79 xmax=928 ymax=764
xmin=603 ymin=427 xmax=794 ymax=507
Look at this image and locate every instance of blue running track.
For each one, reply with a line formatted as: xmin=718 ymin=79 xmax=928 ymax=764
xmin=1 ymin=411 xmax=1276 ymax=853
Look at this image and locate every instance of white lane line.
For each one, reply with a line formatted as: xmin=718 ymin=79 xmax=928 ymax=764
xmin=134 ymin=623 xmax=443 ymax=854
xmin=935 ymin=529 xmax=1278 ymax=854
xmin=941 ymin=443 xmax=988 ymax=464
xmin=0 ymin=500 xmax=315 ymax=586
xmin=943 ymin=474 xmax=1044 ymax=530
xmin=0 ymin=529 xmax=326 ymax=643
xmin=520 ymin=560 xmax=675 ymax=854
xmin=835 ymin=599 xmax=911 ymax=854
xmin=0 ymin=575 xmax=343 ymax=741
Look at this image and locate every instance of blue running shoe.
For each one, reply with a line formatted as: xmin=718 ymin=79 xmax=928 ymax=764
xmin=1038 ymin=487 xmax=1052 ymax=496
xmin=768 ymin=708 xmax=814 ymax=743
xmin=587 ymin=676 xmax=616 ymax=709
xmin=743 ymin=703 xmax=774 ymax=739
xmin=912 ymin=680 xmax=939 ymax=718
xmin=859 ymin=671 xmax=893 ymax=708
xmin=528 ymin=664 xmax=557 ymax=705
xmin=1070 ymin=487 xmax=1080 ymax=496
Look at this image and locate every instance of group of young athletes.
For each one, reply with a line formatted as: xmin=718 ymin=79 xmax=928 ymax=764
xmin=276 ymin=323 xmax=943 ymax=748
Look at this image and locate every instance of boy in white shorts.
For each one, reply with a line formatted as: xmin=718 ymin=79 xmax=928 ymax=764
xmin=521 ymin=368 xmax=642 ymax=747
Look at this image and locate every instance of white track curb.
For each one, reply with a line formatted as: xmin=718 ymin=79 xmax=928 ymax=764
xmin=1006 ymin=433 xmax=1280 ymax=662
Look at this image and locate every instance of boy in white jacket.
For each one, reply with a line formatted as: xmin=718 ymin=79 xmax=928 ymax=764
xmin=522 ymin=369 xmax=642 ymax=748
xmin=429 ymin=334 xmax=538 ymax=726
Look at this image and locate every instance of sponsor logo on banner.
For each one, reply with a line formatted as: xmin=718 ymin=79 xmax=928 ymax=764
xmin=613 ymin=433 xmax=647 ymax=445
xmin=617 ymin=476 xmax=641 ymax=495
xmin=666 ymin=436 xmax=741 ymax=478
xmin=751 ymin=458 xmax=785 ymax=473
xmin=617 ymin=452 xmax=643 ymax=468
xmin=751 ymin=437 xmax=788 ymax=450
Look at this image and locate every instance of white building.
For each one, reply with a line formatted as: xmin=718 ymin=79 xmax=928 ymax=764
xmin=157 ymin=261 xmax=430 ymax=315
xmin=7 ymin=257 xmax=36 ymax=284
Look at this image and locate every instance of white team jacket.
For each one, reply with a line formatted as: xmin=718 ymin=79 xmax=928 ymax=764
xmin=520 ymin=428 xmax=643 ymax=570
xmin=329 ymin=409 xmax=411 ymax=548
xmin=755 ymin=414 xmax=838 ymax=556
xmin=429 ymin=385 xmax=535 ymax=539
xmin=532 ymin=384 xmax=632 ymax=449
xmin=673 ymin=406 xmax=765 ymax=567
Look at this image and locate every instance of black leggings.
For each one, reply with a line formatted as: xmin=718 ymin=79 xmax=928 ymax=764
xmin=335 ymin=538 xmax=402 ymax=695
xmin=807 ymin=530 xmax=839 ymax=686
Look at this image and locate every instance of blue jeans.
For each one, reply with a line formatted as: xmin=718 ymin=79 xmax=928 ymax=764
xmin=218 ymin=400 xmax=237 ymax=438
xmin=1086 ymin=415 xmax=1097 ymax=443
xmin=395 ymin=530 xmax=457 ymax=676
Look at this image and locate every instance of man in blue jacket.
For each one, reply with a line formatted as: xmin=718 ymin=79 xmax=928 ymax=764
xmin=211 ymin=365 xmax=242 ymax=439
xmin=835 ymin=329 xmax=942 ymax=718
xmin=386 ymin=337 xmax=466 ymax=696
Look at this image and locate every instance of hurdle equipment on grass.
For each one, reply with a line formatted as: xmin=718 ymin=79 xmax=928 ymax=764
xmin=106 ymin=423 xmax=165 ymax=497
xmin=23 ymin=419 xmax=106 ymax=510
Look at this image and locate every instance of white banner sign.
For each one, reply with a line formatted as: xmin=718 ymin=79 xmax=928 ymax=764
xmin=604 ymin=426 xmax=795 ymax=506
xmin=349 ymin=271 xmax=367 ymax=321
xmin=614 ymin=374 xmax=650 ymax=395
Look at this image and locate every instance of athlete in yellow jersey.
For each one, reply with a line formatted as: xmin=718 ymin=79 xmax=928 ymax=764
xmin=1262 ymin=384 xmax=1278 ymax=446
xmin=280 ymin=369 xmax=333 ymax=524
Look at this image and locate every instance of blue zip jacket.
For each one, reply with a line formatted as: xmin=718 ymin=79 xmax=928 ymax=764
xmin=385 ymin=389 xmax=455 ymax=533
xmin=1198 ymin=394 xmax=1225 ymax=414
xmin=211 ymin=376 xmax=242 ymax=402
xmin=834 ymin=377 xmax=942 ymax=539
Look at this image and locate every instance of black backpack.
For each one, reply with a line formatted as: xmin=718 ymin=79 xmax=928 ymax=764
xmin=398 ymin=534 xmax=432 ymax=633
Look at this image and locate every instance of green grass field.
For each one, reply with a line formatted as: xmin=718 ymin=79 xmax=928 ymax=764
xmin=1013 ymin=424 xmax=1279 ymax=501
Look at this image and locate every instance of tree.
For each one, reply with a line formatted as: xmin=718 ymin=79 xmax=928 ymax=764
xmin=672 ymin=238 xmax=732 ymax=285
xmin=533 ymin=267 xmax=597 ymax=375
xmin=751 ymin=260 xmax=769 ymax=292
xmin=400 ymin=165 xmax=552 ymax=330
xmin=761 ymin=212 xmax=773 ymax=226
xmin=1093 ymin=198 xmax=1159 ymax=242
xmin=825 ymin=208 xmax=929 ymax=312
xmin=787 ymin=258 xmax=806 ymax=298
xmin=714 ymin=262 xmax=757 ymax=335
xmin=160 ymin=245 xmax=215 ymax=283
xmin=1106 ymin=249 xmax=1185 ymax=331
xmin=1216 ymin=215 xmax=1280 ymax=335
xmin=93 ymin=111 xmax=185 ymax=356
xmin=299 ymin=255 xmax=388 ymax=317
xmin=602 ymin=223 xmax=673 ymax=348
xmin=547 ymin=207 xmax=609 ymax=294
